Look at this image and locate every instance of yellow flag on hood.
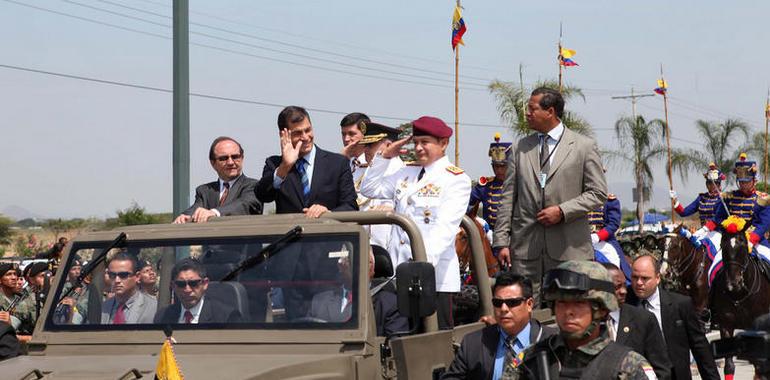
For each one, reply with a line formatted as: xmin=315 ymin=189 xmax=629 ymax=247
xmin=155 ymin=338 xmax=183 ymax=380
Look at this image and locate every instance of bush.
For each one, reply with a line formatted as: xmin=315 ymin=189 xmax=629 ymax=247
xmin=0 ymin=214 xmax=12 ymax=245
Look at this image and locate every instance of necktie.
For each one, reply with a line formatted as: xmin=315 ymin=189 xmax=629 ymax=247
xmin=503 ymin=336 xmax=521 ymax=371
xmin=540 ymin=134 xmax=550 ymax=173
xmin=184 ymin=310 xmax=193 ymax=324
xmin=641 ymin=299 xmax=651 ymax=311
xmin=219 ymin=181 xmax=230 ymax=206
xmin=417 ymin=168 xmax=426 ymax=181
xmin=608 ymin=316 xmax=617 ymax=341
xmin=296 ymin=158 xmax=310 ymax=205
xmin=113 ymin=302 xmax=126 ymax=324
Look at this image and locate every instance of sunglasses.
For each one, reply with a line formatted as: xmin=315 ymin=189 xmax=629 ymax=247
xmin=106 ymin=271 xmax=133 ymax=280
xmin=492 ymin=297 xmax=528 ymax=308
xmin=174 ymin=279 xmax=203 ymax=289
xmin=215 ymin=154 xmax=242 ymax=162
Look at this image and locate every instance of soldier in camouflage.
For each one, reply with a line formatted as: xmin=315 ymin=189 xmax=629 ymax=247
xmin=504 ymin=261 xmax=656 ymax=379
xmin=0 ymin=263 xmax=36 ymax=337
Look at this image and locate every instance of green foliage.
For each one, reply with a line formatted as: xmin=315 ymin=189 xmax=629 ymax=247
xmin=0 ymin=214 xmax=13 ymax=245
xmin=674 ymin=119 xmax=750 ymax=184
xmin=13 ymin=233 xmax=46 ymax=258
xmin=488 ymin=78 xmax=591 ymax=137
xmin=44 ymin=218 xmax=88 ymax=238
xmin=14 ymin=218 xmax=41 ymax=228
xmin=104 ymin=203 xmax=171 ymax=228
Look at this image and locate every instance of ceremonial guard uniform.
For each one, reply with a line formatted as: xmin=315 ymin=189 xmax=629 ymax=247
xmin=672 ymin=163 xmax=723 ymax=225
xmin=360 ymin=116 xmax=471 ymax=329
xmin=468 ymin=134 xmax=510 ymax=232
xmin=505 ymin=261 xmax=655 ymax=380
xmin=354 ymin=121 xmax=404 ymax=249
xmin=588 ymin=194 xmax=631 ymax=281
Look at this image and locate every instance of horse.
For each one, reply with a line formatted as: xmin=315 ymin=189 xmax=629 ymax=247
xmin=711 ymin=224 xmax=770 ymax=380
xmin=455 ymin=203 xmax=499 ymax=279
xmin=664 ymin=225 xmax=712 ymax=324
xmin=453 ymin=203 xmax=498 ymax=324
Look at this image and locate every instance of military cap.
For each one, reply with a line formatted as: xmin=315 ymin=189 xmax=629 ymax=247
xmin=412 ymin=116 xmax=452 ymax=138
xmin=358 ymin=121 xmax=401 ymax=145
xmin=0 ymin=263 xmax=15 ymax=277
xmin=734 ymin=153 xmax=758 ymax=182
xmin=543 ymin=260 xmax=618 ymax=312
xmin=27 ymin=262 xmax=49 ymax=277
xmin=488 ymin=133 xmax=512 ymax=164
xmin=704 ymin=162 xmax=726 ymax=183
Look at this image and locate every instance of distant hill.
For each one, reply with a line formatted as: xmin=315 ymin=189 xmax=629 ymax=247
xmin=1 ymin=205 xmax=43 ymax=221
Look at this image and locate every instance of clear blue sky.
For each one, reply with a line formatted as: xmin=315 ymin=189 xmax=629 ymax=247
xmin=2 ymin=0 xmax=768 ymax=218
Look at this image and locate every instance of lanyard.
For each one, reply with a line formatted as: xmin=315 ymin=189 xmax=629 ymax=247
xmin=539 ymin=130 xmax=564 ymax=171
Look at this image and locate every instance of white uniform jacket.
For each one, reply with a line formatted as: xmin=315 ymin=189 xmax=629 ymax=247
xmin=360 ymin=154 xmax=471 ymax=292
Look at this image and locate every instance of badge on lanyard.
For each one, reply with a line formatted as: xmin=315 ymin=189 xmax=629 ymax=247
xmin=539 ymin=172 xmax=547 ymax=189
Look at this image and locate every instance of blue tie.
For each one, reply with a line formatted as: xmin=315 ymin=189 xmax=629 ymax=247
xmin=296 ymin=158 xmax=310 ymax=205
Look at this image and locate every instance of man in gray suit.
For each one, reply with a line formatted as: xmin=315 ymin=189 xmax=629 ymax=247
xmin=173 ymin=136 xmax=262 ymax=224
xmin=101 ymin=253 xmax=157 ymax=324
xmin=493 ymin=87 xmax=607 ymax=300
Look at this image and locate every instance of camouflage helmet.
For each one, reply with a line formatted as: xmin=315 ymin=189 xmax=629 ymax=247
xmin=543 ymin=260 xmax=618 ymax=312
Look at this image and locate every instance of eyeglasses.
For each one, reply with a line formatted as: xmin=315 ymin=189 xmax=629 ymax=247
xmin=174 ymin=279 xmax=203 ymax=289
xmin=215 ymin=154 xmax=242 ymax=162
xmin=106 ymin=271 xmax=133 ymax=279
xmin=492 ymin=297 xmax=528 ymax=308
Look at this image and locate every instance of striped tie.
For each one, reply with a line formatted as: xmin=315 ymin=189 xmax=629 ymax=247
xmin=296 ymin=158 xmax=310 ymax=205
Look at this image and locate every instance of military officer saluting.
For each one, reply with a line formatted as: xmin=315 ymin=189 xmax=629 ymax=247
xmin=506 ymin=261 xmax=656 ymax=379
xmin=669 ymin=162 xmax=724 ymax=226
xmin=468 ymin=133 xmax=510 ymax=231
xmin=587 ymin=188 xmax=631 ymax=282
xmin=361 ymin=116 xmax=471 ymax=329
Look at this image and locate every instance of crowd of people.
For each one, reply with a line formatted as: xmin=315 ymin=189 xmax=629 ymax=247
xmin=5 ymin=86 xmax=770 ymax=378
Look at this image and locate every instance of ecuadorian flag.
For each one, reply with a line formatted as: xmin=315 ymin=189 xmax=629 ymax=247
xmin=451 ymin=5 xmax=466 ymax=50
xmin=155 ymin=338 xmax=183 ymax=380
xmin=559 ymin=48 xmax=578 ymax=66
xmin=654 ymin=78 xmax=668 ymax=95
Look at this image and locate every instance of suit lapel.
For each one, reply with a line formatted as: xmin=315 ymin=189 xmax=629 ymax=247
xmin=207 ymin=181 xmax=220 ymax=207
xmin=526 ymin=134 xmax=542 ymax=179
xmin=222 ymin=176 xmax=244 ymax=206
xmin=659 ymin=289 xmax=676 ymax=337
xmin=307 ymin=147 xmax=325 ymax=204
xmin=481 ymin=326 xmax=499 ymax=376
xmin=548 ymin=128 xmax=575 ymax=179
xmin=198 ymin=299 xmax=213 ymax=323
xmin=616 ymin=305 xmax=632 ymax=344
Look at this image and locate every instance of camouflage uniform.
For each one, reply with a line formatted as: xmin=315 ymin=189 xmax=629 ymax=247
xmin=0 ymin=291 xmax=36 ymax=335
xmin=60 ymin=282 xmax=90 ymax=324
xmin=503 ymin=261 xmax=656 ymax=380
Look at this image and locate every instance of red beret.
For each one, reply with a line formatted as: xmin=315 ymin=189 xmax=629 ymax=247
xmin=412 ymin=116 xmax=452 ymax=138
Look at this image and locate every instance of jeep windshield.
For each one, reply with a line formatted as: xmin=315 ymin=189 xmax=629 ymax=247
xmin=45 ymin=232 xmax=361 ymax=331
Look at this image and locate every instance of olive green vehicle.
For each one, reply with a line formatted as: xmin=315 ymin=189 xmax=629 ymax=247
xmin=0 ymin=211 xmax=493 ymax=380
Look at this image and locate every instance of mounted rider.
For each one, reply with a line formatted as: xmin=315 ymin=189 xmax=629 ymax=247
xmin=670 ymin=162 xmax=724 ymax=226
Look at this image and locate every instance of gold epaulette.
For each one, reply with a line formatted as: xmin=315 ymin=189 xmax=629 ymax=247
xmin=446 ymin=165 xmax=465 ymax=175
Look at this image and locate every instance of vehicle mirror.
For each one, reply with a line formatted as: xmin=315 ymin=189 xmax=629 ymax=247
xmin=396 ymin=262 xmax=436 ymax=319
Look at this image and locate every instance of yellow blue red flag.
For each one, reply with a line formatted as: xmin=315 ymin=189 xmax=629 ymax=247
xmin=451 ymin=5 xmax=466 ymax=50
xmin=155 ymin=338 xmax=183 ymax=380
xmin=654 ymin=79 xmax=668 ymax=95
xmin=559 ymin=48 xmax=578 ymax=66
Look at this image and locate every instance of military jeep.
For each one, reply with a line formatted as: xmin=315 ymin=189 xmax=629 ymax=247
xmin=0 ymin=211 xmax=492 ymax=380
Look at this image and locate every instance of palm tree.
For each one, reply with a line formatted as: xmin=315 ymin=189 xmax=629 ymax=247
xmin=603 ymin=115 xmax=667 ymax=233
xmin=744 ymin=131 xmax=769 ymax=185
xmin=488 ymin=79 xmax=591 ymax=137
xmin=673 ymin=119 xmax=750 ymax=184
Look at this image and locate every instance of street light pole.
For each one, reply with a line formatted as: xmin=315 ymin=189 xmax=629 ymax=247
xmin=172 ymin=0 xmax=190 ymax=217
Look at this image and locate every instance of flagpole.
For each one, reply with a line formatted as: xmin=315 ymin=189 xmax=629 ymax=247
xmin=558 ymin=22 xmax=563 ymax=93
xmin=454 ymin=0 xmax=461 ymax=166
xmin=660 ymin=63 xmax=675 ymax=223
xmin=764 ymin=88 xmax=769 ymax=184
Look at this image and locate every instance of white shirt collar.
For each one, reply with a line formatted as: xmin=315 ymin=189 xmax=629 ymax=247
xmin=646 ymin=287 xmax=661 ymax=309
xmin=422 ymin=156 xmax=449 ymax=177
xmin=609 ymin=309 xmax=620 ymax=324
xmin=301 ymin=144 xmax=317 ymax=166
xmin=219 ymin=174 xmax=241 ymax=191
xmin=179 ymin=296 xmax=205 ymax=323
xmin=542 ymin=122 xmax=565 ymax=141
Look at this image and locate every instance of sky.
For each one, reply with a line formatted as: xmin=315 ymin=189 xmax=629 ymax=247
xmin=2 ymin=0 xmax=769 ymax=219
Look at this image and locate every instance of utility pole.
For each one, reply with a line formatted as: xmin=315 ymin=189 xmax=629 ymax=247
xmin=611 ymin=87 xmax=655 ymax=120
xmin=172 ymin=0 xmax=190 ymax=218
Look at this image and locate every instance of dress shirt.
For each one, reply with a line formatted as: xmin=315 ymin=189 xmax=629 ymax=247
xmin=643 ymin=287 xmax=664 ymax=334
xmin=273 ymin=145 xmax=317 ymax=189
xmin=539 ymin=122 xmax=565 ymax=167
xmin=493 ymin=323 xmax=531 ymax=380
xmin=212 ymin=175 xmax=241 ymax=217
xmin=178 ymin=296 xmax=205 ymax=324
xmin=608 ymin=309 xmax=620 ymax=341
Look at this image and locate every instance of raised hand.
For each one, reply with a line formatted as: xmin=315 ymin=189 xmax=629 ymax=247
xmin=380 ymin=136 xmax=411 ymax=159
xmin=341 ymin=134 xmax=364 ymax=159
xmin=280 ymin=128 xmax=303 ymax=167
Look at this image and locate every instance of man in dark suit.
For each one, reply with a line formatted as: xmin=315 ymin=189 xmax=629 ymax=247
xmin=154 ymin=258 xmax=241 ymax=324
xmin=442 ymin=272 xmax=556 ymax=380
xmin=629 ymin=253 xmax=719 ymax=380
xmin=173 ymin=136 xmax=262 ymax=223
xmin=255 ymin=106 xmax=358 ymax=217
xmin=601 ymin=262 xmax=671 ymax=380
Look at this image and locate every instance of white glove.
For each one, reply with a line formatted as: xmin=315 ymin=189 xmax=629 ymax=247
xmin=591 ymin=233 xmax=600 ymax=244
xmin=669 ymin=190 xmax=677 ymax=200
xmin=693 ymin=226 xmax=710 ymax=240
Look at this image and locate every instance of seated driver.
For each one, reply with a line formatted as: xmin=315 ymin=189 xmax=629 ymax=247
xmin=155 ymin=258 xmax=241 ymax=324
xmin=308 ymin=251 xmax=354 ymax=322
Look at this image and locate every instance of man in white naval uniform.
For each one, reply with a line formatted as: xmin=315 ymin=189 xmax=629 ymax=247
xmin=361 ymin=116 xmax=471 ymax=329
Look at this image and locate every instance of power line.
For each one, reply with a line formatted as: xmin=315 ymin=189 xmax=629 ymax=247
xmin=0 ymin=63 xmax=509 ymax=128
xmin=3 ymin=0 xmax=487 ymax=91
xmin=57 ymin=0 xmax=489 ymax=89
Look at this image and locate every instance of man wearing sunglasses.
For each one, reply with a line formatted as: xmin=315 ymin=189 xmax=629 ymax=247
xmin=173 ymin=136 xmax=262 ymax=224
xmin=443 ymin=272 xmax=555 ymax=380
xmin=155 ymin=259 xmax=241 ymax=324
xmin=100 ymin=253 xmax=157 ymax=324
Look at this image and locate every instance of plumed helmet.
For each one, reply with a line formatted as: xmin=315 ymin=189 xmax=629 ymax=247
xmin=543 ymin=260 xmax=618 ymax=313
xmin=704 ymin=162 xmax=726 ymax=183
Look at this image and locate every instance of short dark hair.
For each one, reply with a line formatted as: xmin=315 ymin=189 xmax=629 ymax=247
xmin=492 ymin=271 xmax=533 ymax=299
xmin=171 ymin=258 xmax=207 ymax=280
xmin=531 ymin=87 xmax=565 ymax=119
xmin=278 ymin=106 xmax=311 ymax=131
xmin=107 ymin=252 xmax=139 ymax=273
xmin=633 ymin=254 xmax=662 ymax=274
xmin=600 ymin=262 xmax=621 ymax=272
xmin=340 ymin=112 xmax=370 ymax=129
xmin=208 ymin=136 xmax=244 ymax=161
